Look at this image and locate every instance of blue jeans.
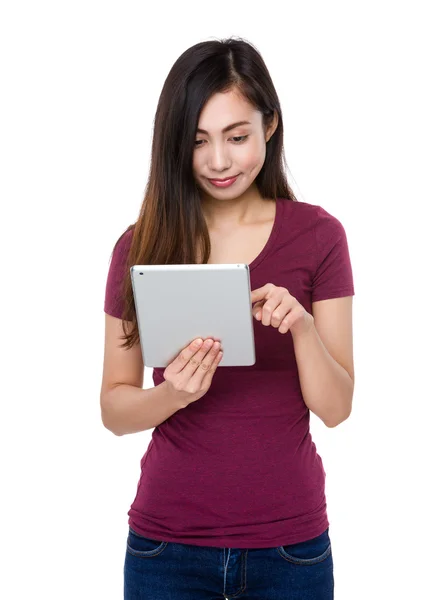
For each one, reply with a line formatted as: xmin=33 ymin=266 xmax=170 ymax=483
xmin=124 ymin=525 xmax=334 ymax=599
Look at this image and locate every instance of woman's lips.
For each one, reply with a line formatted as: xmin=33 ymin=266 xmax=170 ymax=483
xmin=208 ymin=174 xmax=239 ymax=187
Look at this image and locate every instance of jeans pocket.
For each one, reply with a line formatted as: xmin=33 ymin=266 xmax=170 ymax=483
xmin=277 ymin=528 xmax=332 ymax=565
xmin=126 ymin=526 xmax=168 ymax=557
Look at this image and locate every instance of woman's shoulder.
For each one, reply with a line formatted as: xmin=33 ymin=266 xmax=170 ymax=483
xmin=281 ymin=198 xmax=346 ymax=233
xmin=112 ymin=224 xmax=135 ymax=255
xmin=279 ymin=197 xmax=323 ymax=228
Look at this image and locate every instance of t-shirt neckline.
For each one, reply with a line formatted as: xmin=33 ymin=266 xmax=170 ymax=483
xmin=248 ymin=197 xmax=284 ymax=272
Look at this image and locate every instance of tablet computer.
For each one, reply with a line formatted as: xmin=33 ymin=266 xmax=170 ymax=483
xmin=130 ymin=264 xmax=256 ymax=368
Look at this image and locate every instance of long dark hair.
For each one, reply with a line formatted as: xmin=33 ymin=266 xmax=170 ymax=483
xmin=112 ymin=36 xmax=297 ymax=350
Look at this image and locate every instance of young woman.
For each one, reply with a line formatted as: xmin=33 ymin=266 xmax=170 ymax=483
xmin=102 ymin=36 xmax=355 ymax=600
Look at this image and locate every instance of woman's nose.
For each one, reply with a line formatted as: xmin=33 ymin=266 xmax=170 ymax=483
xmin=208 ymin=144 xmax=231 ymax=171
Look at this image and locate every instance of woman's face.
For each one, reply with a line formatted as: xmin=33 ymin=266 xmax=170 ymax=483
xmin=192 ymin=89 xmax=277 ymax=201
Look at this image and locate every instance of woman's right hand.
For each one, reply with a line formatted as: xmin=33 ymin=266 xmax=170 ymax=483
xmin=163 ymin=337 xmax=223 ymax=406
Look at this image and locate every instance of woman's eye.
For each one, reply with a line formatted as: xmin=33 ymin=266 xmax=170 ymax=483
xmin=194 ymin=135 xmax=249 ymax=148
xmin=231 ymin=135 xmax=248 ymax=143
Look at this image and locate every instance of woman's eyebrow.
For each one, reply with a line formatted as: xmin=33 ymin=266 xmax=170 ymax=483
xmin=196 ymin=120 xmax=251 ymax=134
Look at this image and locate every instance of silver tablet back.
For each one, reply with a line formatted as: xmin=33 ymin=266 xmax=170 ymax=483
xmin=130 ymin=264 xmax=256 ymax=368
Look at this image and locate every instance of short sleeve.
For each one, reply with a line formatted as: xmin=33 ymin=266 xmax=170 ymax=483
xmin=104 ymin=229 xmax=133 ymax=319
xmin=311 ymin=207 xmax=355 ymax=303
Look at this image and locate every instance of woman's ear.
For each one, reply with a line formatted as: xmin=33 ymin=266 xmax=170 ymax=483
xmin=265 ymin=110 xmax=279 ymax=143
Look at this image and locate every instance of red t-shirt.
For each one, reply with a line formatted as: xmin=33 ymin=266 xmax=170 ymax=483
xmin=104 ymin=197 xmax=355 ymax=548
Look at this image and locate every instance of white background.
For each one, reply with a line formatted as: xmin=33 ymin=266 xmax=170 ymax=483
xmin=1 ymin=1 xmax=447 ymax=598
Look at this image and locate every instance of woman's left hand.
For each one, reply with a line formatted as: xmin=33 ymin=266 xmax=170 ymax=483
xmin=251 ymin=283 xmax=314 ymax=338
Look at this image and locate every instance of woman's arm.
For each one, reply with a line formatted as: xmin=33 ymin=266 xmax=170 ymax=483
xmin=101 ymin=381 xmax=186 ymax=436
xmin=291 ymin=296 xmax=355 ymax=428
